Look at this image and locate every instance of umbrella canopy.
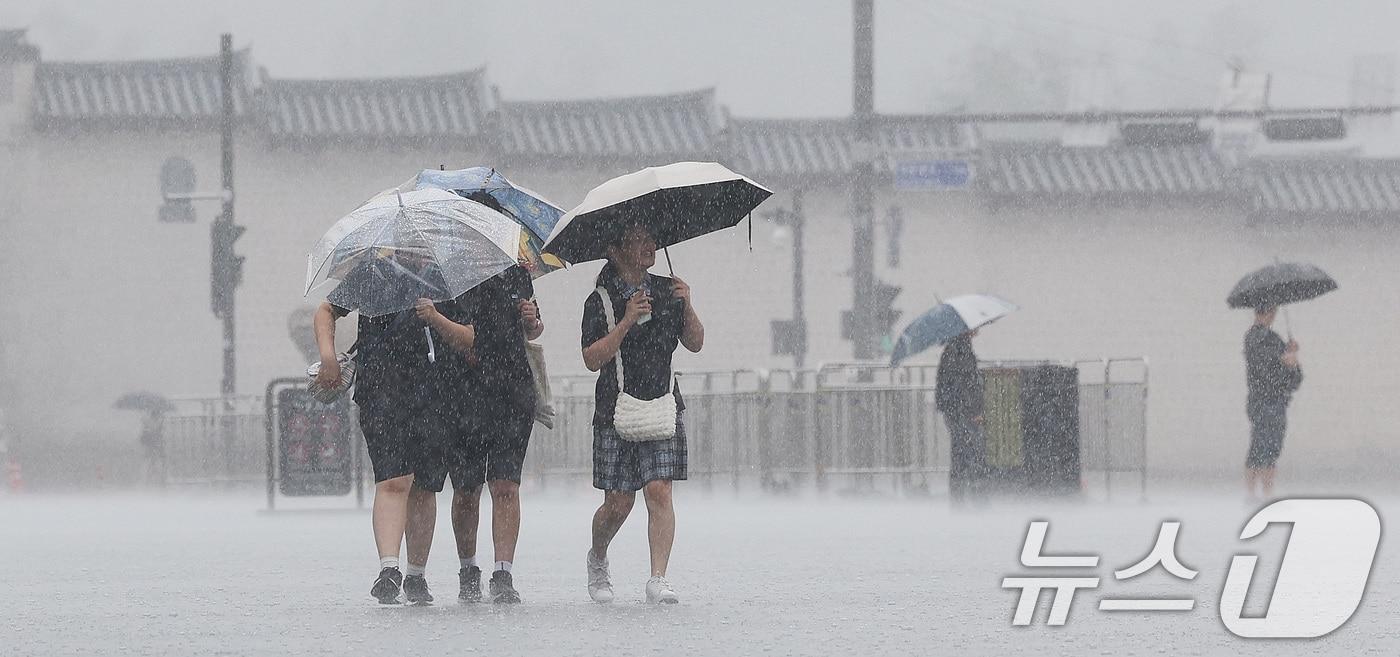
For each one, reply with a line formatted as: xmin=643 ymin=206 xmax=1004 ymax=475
xmin=543 ymin=161 xmax=772 ymax=264
xmin=304 ymin=188 xmax=522 ymax=317
xmin=889 ymin=294 xmax=1019 ymax=366
xmin=1227 ymin=262 xmax=1338 ymax=310
xmin=399 ymin=167 xmax=567 ymax=277
xmin=114 ymin=391 xmax=175 ymax=414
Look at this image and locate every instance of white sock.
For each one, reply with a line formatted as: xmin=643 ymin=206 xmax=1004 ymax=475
xmin=460 ymin=557 xmax=477 ymax=570
xmin=495 ymin=561 xmax=512 ymax=573
xmin=379 ymin=556 xmax=400 ymax=570
xmin=406 ymin=563 xmax=426 ymax=577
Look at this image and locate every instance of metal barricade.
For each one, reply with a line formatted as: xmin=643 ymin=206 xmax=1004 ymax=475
xmin=162 ymin=394 xmax=265 ymax=485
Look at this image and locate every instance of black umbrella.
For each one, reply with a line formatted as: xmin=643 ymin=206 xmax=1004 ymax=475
xmin=543 ymin=162 xmax=772 ymax=264
xmin=114 ymin=391 xmax=175 ymax=414
xmin=1227 ymin=262 xmax=1337 ymax=310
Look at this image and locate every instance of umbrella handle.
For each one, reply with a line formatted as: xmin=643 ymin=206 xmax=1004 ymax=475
xmin=424 ymin=327 xmax=436 ymax=363
xmin=663 ymin=246 xmax=675 ymax=277
xmin=1281 ymin=305 xmax=1294 ymax=341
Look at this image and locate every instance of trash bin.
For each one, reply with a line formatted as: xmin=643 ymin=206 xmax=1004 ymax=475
xmin=978 ymin=364 xmax=1081 ymax=496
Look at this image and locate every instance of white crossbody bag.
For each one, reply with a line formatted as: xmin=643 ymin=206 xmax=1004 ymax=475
xmin=596 ymin=286 xmax=677 ymax=442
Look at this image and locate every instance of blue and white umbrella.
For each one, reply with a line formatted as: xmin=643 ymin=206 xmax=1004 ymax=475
xmin=889 ymin=294 xmax=1019 ymax=366
xmin=392 ymin=167 xmax=567 ymax=277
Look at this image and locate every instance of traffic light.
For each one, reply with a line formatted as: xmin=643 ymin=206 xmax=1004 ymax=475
xmin=872 ymin=279 xmax=902 ymax=353
xmin=211 ymin=218 xmax=246 ymax=318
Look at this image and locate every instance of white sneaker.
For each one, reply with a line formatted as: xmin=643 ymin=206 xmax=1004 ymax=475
xmin=645 ymin=576 xmax=679 ymax=604
xmin=587 ymin=551 xmax=614 ymax=603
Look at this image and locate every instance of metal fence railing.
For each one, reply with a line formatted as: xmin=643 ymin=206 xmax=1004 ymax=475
xmin=164 ymin=359 xmax=1149 ymax=497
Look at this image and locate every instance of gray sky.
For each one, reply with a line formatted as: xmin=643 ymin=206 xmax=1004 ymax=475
xmin=3 ymin=0 xmax=1398 ymax=116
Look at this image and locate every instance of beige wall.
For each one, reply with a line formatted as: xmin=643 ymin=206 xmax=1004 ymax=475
xmin=2 ymin=134 xmax=1397 ymax=478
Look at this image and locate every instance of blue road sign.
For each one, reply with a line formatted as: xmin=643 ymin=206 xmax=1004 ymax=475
xmin=894 ymin=160 xmax=973 ymax=190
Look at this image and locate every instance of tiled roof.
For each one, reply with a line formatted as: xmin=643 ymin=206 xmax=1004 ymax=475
xmin=731 ymin=116 xmax=976 ymax=178
xmin=1249 ymin=158 xmax=1400 ymax=216
xmin=259 ymin=69 xmax=493 ymax=142
xmin=33 ymin=52 xmax=253 ymax=126
xmin=978 ymin=144 xmax=1233 ymax=196
xmin=496 ymin=89 xmax=721 ymax=159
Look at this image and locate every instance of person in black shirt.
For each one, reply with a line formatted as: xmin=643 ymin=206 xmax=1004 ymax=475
xmin=580 ymin=224 xmax=704 ymax=605
xmin=936 ymin=330 xmax=986 ymax=504
xmin=313 ymin=286 xmax=466 ymax=605
xmin=1243 ymin=305 xmax=1302 ymax=499
xmin=414 ymin=264 xmax=541 ymax=604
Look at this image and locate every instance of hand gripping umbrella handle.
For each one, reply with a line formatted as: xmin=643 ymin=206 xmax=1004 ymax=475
xmin=424 ymin=327 xmax=436 ymax=363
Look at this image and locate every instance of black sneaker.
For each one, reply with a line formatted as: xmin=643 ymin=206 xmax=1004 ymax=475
xmin=403 ymin=574 xmax=434 ymax=605
xmin=458 ymin=566 xmax=482 ymax=603
xmin=370 ymin=567 xmax=403 ymax=605
xmin=489 ymin=570 xmax=521 ymax=604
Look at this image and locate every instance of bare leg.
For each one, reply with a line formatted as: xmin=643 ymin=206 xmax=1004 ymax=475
xmin=591 ymin=491 xmax=636 ymax=558
xmin=372 ymin=474 xmax=414 ymax=560
xmin=643 ymin=480 xmax=675 ymax=577
xmin=405 ymin=485 xmax=437 ymax=569
xmin=452 ymin=485 xmax=482 ymax=561
xmin=489 ymin=480 xmax=521 ymax=563
xmin=1261 ymin=467 xmax=1277 ymax=498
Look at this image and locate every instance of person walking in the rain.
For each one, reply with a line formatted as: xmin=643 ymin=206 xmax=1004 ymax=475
xmin=313 ymin=295 xmax=450 ymax=605
xmin=936 ymin=328 xmax=985 ymax=503
xmin=411 ymin=260 xmax=542 ymax=605
xmin=581 ymin=223 xmax=703 ymax=604
xmin=1243 ymin=305 xmax=1302 ymax=499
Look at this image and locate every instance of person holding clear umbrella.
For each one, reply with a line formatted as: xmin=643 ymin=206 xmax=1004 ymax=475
xmin=306 ymin=189 xmax=522 ymax=605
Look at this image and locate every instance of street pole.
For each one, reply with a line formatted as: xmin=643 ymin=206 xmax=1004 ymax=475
xmin=791 ymin=189 xmax=807 ymax=369
xmin=851 ymin=0 xmax=877 ymax=361
xmin=218 ymin=33 xmax=236 ymax=480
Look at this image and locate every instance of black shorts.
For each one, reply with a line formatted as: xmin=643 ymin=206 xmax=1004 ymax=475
xmin=357 ymin=398 xmax=441 ymax=483
xmin=457 ymin=384 xmax=536 ymax=488
xmin=415 ymin=383 xmax=535 ymax=492
xmin=1247 ymin=404 xmax=1288 ymax=469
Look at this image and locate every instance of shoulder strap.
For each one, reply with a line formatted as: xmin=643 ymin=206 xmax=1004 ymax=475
xmin=596 ymin=287 xmax=626 ymax=390
xmin=595 ymin=286 xmax=673 ymax=395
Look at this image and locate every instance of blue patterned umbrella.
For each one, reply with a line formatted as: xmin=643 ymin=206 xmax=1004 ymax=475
xmin=403 ymin=167 xmax=567 ymax=276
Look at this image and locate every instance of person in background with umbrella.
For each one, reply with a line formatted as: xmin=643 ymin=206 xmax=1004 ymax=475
xmin=890 ymin=295 xmax=1017 ymax=504
xmin=1243 ymin=305 xmax=1302 ymax=499
xmin=1227 ymin=261 xmax=1334 ymax=500
xmin=937 ymin=329 xmax=985 ymax=504
xmin=115 ymin=392 xmax=175 ymax=487
xmin=581 ymin=223 xmax=704 ymax=605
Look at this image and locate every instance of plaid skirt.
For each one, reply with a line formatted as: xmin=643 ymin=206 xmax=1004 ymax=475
xmin=593 ymin=413 xmax=688 ymax=491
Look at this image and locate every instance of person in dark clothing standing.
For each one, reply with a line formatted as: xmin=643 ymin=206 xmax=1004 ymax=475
xmin=1244 ymin=305 xmax=1302 ymax=499
xmin=413 ymin=264 xmax=541 ymax=604
xmin=936 ymin=330 xmax=985 ymax=503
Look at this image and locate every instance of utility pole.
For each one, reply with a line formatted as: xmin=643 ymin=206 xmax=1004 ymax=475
xmin=790 ymin=190 xmax=807 ymax=369
xmin=217 ymin=33 xmax=237 ymax=399
xmin=850 ymin=0 xmax=877 ymax=361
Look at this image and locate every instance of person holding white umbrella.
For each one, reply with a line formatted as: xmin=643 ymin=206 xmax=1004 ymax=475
xmin=891 ymin=294 xmax=1018 ymax=504
xmin=549 ymin=162 xmax=769 ymax=604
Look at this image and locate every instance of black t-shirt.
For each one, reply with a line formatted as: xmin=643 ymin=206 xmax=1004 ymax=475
xmin=331 ymin=299 xmax=468 ymax=409
xmin=459 ymin=265 xmax=536 ymax=391
xmin=1245 ymin=324 xmax=1303 ymax=410
xmin=581 ymin=268 xmax=684 ymax=427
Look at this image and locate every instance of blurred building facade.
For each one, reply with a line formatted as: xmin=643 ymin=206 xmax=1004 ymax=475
xmin=1 ymin=29 xmax=1397 ymax=479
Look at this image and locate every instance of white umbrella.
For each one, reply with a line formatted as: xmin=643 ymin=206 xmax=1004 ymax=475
xmin=543 ymin=161 xmax=772 ymax=264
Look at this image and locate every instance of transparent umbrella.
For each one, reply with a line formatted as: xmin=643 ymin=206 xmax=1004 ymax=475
xmin=304 ymin=188 xmax=522 ymax=317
